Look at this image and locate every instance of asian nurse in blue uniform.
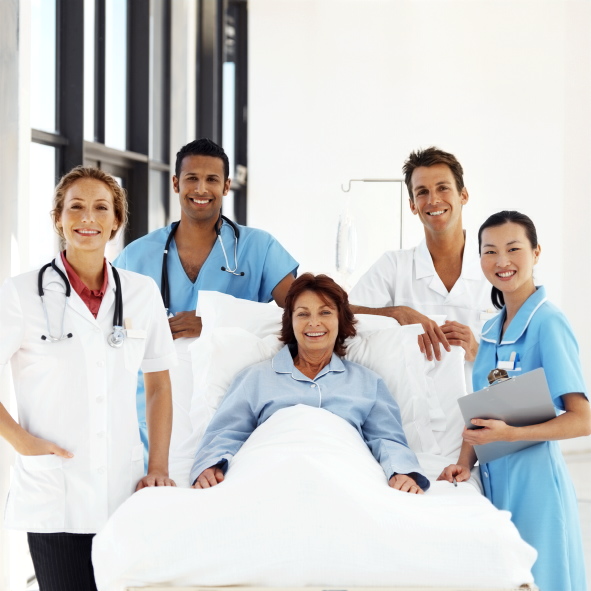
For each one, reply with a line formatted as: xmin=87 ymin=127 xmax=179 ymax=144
xmin=439 ymin=210 xmax=590 ymax=591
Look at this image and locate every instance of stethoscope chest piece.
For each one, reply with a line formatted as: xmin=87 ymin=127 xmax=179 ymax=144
xmin=108 ymin=326 xmax=125 ymax=348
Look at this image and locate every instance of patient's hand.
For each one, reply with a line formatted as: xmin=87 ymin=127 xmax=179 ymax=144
xmin=192 ymin=465 xmax=225 ymax=489
xmin=437 ymin=463 xmax=471 ymax=484
xmin=388 ymin=473 xmax=424 ymax=494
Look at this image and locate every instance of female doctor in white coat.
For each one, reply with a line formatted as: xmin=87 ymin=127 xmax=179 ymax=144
xmin=0 ymin=167 xmax=177 ymax=591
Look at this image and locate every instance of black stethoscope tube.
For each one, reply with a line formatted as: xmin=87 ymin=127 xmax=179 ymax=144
xmin=38 ymin=258 xmax=124 ymax=346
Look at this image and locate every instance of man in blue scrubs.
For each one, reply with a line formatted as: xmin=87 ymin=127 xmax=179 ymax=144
xmin=115 ymin=138 xmax=299 ymax=458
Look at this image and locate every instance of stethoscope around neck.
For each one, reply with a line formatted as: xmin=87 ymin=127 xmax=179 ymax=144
xmin=38 ymin=259 xmax=125 ymax=348
xmin=160 ymin=214 xmax=244 ymax=314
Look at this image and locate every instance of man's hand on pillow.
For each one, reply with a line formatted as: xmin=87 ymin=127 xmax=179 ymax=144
xmin=388 ymin=473 xmax=424 ymax=494
xmin=192 ymin=465 xmax=225 ymax=489
xmin=391 ymin=306 xmax=450 ymax=361
xmin=440 ymin=321 xmax=478 ymax=362
xmin=169 ymin=311 xmax=203 ymax=340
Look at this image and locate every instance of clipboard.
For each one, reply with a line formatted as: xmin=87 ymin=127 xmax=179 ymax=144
xmin=457 ymin=367 xmax=556 ymax=464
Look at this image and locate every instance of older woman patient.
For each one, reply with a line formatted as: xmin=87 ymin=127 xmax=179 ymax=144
xmin=191 ymin=273 xmax=429 ymax=494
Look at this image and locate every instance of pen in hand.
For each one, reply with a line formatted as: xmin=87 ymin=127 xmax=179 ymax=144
xmin=452 ymin=477 xmax=457 ymax=487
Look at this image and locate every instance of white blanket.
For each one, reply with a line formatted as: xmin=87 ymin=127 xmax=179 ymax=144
xmin=93 ymin=405 xmax=535 ymax=590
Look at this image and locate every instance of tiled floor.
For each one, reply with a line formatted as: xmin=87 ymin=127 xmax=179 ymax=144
xmin=564 ymin=451 xmax=591 ymax=591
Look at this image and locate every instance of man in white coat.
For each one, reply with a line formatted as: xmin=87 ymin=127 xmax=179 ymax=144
xmin=349 ymin=147 xmax=494 ymax=374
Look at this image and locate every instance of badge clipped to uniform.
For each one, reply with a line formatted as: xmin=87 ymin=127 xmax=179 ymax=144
xmin=124 ymin=318 xmax=147 ymax=339
xmin=497 ymin=351 xmax=518 ymax=371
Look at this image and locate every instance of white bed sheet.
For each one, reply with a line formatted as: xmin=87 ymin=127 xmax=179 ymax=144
xmin=93 ymin=406 xmax=535 ymax=591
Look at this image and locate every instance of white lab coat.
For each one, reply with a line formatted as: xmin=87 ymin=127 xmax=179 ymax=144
xmin=349 ymin=234 xmax=496 ymax=386
xmin=0 ymin=257 xmax=176 ymax=533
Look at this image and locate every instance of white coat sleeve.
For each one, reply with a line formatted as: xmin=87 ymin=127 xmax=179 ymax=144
xmin=0 ymin=279 xmax=25 ymax=373
xmin=140 ymin=277 xmax=177 ymax=373
xmin=349 ymin=252 xmax=398 ymax=307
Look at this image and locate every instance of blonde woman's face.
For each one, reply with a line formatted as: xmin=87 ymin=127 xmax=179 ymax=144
xmin=56 ymin=178 xmax=119 ymax=254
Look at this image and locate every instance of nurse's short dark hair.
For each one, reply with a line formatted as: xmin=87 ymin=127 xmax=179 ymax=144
xmin=174 ymin=138 xmax=230 ymax=180
xmin=403 ymin=146 xmax=465 ymax=201
xmin=280 ymin=273 xmax=357 ymax=357
xmin=478 ymin=210 xmax=539 ymax=310
xmin=52 ymin=166 xmax=128 ymax=242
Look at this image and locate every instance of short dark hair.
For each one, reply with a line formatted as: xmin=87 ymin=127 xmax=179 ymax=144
xmin=478 ymin=210 xmax=539 ymax=310
xmin=280 ymin=273 xmax=357 ymax=357
xmin=403 ymin=146 xmax=464 ymax=200
xmin=174 ymin=138 xmax=230 ymax=180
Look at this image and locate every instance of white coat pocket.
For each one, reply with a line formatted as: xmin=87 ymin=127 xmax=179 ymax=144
xmin=123 ymin=330 xmax=147 ymax=373
xmin=20 ymin=453 xmax=64 ymax=470
xmin=8 ymin=454 xmax=66 ymax=531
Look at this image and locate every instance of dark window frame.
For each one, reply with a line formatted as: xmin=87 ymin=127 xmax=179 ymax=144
xmin=30 ymin=0 xmax=248 ymax=238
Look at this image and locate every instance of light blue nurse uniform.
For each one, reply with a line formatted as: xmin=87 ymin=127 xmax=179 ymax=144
xmin=473 ymin=286 xmax=587 ymax=591
xmin=114 ymin=219 xmax=299 ymax=463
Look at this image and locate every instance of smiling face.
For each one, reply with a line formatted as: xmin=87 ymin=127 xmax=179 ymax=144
xmin=56 ymin=178 xmax=119 ymax=255
xmin=409 ymin=163 xmax=468 ymax=235
xmin=292 ymin=290 xmax=339 ymax=358
xmin=480 ymin=222 xmax=541 ymax=305
xmin=173 ymin=154 xmax=231 ymax=226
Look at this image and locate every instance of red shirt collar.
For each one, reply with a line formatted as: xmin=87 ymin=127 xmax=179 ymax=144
xmin=60 ymin=252 xmax=108 ymax=317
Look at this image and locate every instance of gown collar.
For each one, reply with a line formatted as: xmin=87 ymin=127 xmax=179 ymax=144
xmin=480 ymin=285 xmax=547 ymax=345
xmin=272 ymin=344 xmax=345 ymax=381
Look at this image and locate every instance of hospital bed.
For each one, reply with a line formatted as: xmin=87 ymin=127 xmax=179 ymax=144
xmin=127 ymin=587 xmax=535 ymax=590
xmin=93 ymin=292 xmax=538 ymax=591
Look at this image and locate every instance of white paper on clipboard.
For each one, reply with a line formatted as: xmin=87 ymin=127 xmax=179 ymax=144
xmin=457 ymin=367 xmax=556 ymax=464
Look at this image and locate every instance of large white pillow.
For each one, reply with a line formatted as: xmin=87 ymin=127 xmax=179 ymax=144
xmin=344 ymin=325 xmax=439 ymax=454
xmin=189 ymin=328 xmax=283 ymax=442
xmin=197 ymin=290 xmax=282 ymax=338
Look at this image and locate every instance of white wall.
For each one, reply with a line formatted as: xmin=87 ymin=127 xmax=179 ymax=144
xmin=248 ymin=1 xmax=591 ymax=451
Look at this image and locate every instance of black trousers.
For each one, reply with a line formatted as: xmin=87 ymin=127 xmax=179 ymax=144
xmin=27 ymin=532 xmax=98 ymax=591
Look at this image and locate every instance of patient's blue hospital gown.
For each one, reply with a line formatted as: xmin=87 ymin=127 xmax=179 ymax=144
xmin=114 ymin=219 xmax=299 ymax=463
xmin=474 ymin=286 xmax=587 ymax=591
xmin=190 ymin=345 xmax=430 ymax=491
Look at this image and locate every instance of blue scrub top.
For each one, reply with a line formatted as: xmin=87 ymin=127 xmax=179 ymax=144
xmin=114 ymin=219 xmax=299 ymax=314
xmin=474 ymin=285 xmax=586 ymax=409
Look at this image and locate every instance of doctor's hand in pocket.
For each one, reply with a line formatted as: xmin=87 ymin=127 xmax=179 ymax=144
xmin=440 ymin=321 xmax=478 ymax=362
xmin=168 ymin=311 xmax=202 ymax=340
xmin=14 ymin=430 xmax=73 ymax=458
